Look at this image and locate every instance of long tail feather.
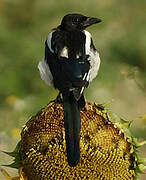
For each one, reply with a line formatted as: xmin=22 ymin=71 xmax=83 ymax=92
xmin=63 ymin=93 xmax=80 ymax=167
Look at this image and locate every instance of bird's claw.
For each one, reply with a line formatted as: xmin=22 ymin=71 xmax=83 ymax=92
xmin=54 ymin=93 xmax=63 ymax=104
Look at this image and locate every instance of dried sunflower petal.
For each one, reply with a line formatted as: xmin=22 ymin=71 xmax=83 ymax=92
xmin=1 ymin=101 xmax=146 ymax=180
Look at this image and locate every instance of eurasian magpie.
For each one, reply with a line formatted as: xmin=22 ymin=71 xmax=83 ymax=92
xmin=38 ymin=13 xmax=101 ymax=167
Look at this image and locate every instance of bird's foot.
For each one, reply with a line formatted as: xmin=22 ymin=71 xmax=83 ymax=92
xmin=54 ymin=93 xmax=63 ymax=104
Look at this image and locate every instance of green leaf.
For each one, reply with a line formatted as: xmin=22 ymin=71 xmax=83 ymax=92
xmin=1 ymin=141 xmax=21 ymax=169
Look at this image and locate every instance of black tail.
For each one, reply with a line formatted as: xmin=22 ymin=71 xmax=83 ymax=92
xmin=63 ymin=92 xmax=81 ymax=167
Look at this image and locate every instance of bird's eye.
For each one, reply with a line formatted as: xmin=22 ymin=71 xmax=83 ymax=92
xmin=81 ymin=17 xmax=87 ymax=22
xmin=73 ymin=18 xmax=79 ymax=24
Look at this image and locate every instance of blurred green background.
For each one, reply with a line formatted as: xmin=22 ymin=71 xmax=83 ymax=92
xmin=0 ymin=0 xmax=146 ymax=179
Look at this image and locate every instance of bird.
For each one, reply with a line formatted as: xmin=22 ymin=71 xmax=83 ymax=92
xmin=38 ymin=13 xmax=101 ymax=167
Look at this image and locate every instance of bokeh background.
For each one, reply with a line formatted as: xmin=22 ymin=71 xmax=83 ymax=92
xmin=0 ymin=0 xmax=146 ymax=179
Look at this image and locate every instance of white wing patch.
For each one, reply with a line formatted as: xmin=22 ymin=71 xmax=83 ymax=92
xmin=84 ymin=30 xmax=101 ymax=82
xmin=38 ymin=60 xmax=53 ymax=86
xmin=60 ymin=46 xmax=68 ymax=58
xmin=84 ymin=30 xmax=91 ymax=55
xmin=60 ymin=47 xmax=81 ymax=59
xmin=38 ymin=31 xmax=54 ymax=86
xmin=47 ymin=31 xmax=54 ymax=53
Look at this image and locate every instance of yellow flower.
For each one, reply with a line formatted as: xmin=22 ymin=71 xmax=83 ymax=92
xmin=11 ymin=128 xmax=21 ymax=139
xmin=141 ymin=114 xmax=146 ymax=122
xmin=5 ymin=95 xmax=18 ymax=106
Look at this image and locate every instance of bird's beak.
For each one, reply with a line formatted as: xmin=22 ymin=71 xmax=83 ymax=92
xmin=83 ymin=17 xmax=102 ymax=28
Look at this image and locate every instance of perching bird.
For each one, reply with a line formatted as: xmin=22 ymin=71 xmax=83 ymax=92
xmin=38 ymin=13 xmax=101 ymax=167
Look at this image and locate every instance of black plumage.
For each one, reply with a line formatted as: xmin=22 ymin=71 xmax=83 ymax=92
xmin=38 ymin=13 xmax=102 ymax=166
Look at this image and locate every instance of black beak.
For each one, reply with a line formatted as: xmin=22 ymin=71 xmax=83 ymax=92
xmin=83 ymin=17 xmax=102 ymax=28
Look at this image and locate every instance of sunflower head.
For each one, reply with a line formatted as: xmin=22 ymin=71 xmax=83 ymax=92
xmin=1 ymin=101 xmax=146 ymax=180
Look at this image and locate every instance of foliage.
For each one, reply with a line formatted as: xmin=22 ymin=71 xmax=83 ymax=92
xmin=0 ymin=0 xmax=146 ymax=179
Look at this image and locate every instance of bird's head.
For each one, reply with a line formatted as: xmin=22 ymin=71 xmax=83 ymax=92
xmin=58 ymin=13 xmax=102 ymax=31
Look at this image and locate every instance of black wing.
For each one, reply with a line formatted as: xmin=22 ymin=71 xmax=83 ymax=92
xmin=45 ymin=30 xmax=90 ymax=99
xmin=45 ymin=40 xmax=72 ymax=95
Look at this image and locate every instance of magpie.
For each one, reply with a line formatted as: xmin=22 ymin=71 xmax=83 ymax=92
xmin=38 ymin=13 xmax=101 ymax=167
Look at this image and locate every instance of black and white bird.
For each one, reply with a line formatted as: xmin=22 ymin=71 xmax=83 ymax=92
xmin=38 ymin=13 xmax=101 ymax=167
